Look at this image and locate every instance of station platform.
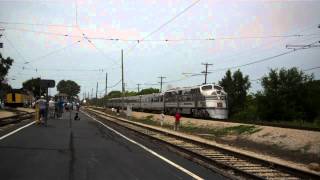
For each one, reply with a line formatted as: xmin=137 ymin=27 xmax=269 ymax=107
xmin=0 ymin=110 xmax=222 ymax=180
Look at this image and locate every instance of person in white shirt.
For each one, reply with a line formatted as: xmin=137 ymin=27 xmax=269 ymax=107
xmin=48 ymin=98 xmax=55 ymax=118
xmin=160 ymin=111 xmax=165 ymax=127
xmin=36 ymin=96 xmax=47 ymax=125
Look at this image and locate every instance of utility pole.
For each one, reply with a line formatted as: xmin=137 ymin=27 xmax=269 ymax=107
xmin=0 ymin=28 xmax=4 ymax=48
xmin=91 ymin=88 xmax=93 ymax=99
xmin=96 ymin=82 xmax=98 ymax=99
xmin=137 ymin=83 xmax=141 ymax=93
xmin=105 ymin=72 xmax=108 ymax=96
xmin=121 ymin=49 xmax=124 ymax=110
xmin=201 ymin=62 xmax=213 ymax=84
xmin=158 ymin=76 xmax=166 ymax=93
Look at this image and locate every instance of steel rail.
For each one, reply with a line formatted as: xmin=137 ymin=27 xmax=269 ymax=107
xmin=0 ymin=112 xmax=34 ymax=126
xmin=92 ymin=106 xmax=320 ymax=132
xmin=85 ymin=107 xmax=320 ymax=180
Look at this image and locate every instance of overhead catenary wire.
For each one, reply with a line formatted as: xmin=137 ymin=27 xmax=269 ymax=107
xmin=107 ymin=79 xmax=122 ymax=89
xmin=124 ymin=0 xmax=201 ymax=55
xmin=200 ymin=23 xmax=320 ymax=66
xmin=0 ymin=21 xmax=76 ymax=28
xmin=2 ymin=34 xmax=40 ymax=78
xmin=6 ymin=26 xmax=320 ymax=42
xmin=303 ymin=66 xmax=320 ymax=71
xmin=74 ymin=0 xmax=120 ymax=68
xmin=210 ymin=40 xmax=320 ymax=73
xmin=11 ymin=64 xmax=106 ymax=72
xmin=150 ymin=40 xmax=320 ymax=85
xmin=27 ymin=39 xmax=82 ymax=64
xmin=3 ymin=34 xmax=29 ymax=64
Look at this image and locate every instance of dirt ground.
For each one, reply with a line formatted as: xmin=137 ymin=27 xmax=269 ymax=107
xmin=130 ymin=111 xmax=320 ymax=170
xmin=0 ymin=108 xmax=34 ymax=119
xmin=0 ymin=110 xmax=16 ymax=119
xmin=16 ymin=107 xmax=35 ymax=113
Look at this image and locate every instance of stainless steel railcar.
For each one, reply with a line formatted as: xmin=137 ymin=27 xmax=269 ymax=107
xmin=106 ymin=84 xmax=228 ymax=119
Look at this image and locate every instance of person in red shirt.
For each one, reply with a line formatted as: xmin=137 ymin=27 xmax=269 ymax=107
xmin=174 ymin=111 xmax=181 ymax=131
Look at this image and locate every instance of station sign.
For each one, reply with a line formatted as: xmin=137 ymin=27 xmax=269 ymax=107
xmin=40 ymin=79 xmax=55 ymax=88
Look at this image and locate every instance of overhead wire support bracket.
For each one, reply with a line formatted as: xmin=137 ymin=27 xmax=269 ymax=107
xmin=286 ymin=41 xmax=320 ymax=50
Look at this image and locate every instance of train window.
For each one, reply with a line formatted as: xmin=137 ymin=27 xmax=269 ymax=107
xmin=201 ymin=85 xmax=212 ymax=90
xmin=191 ymin=88 xmax=200 ymax=95
xmin=214 ymin=85 xmax=222 ymax=90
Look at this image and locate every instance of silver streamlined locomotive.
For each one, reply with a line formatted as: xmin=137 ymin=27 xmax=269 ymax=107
xmin=106 ymin=84 xmax=228 ymax=119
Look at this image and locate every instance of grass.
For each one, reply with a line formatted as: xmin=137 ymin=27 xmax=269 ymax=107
xmin=131 ymin=114 xmax=261 ymax=138
xmin=230 ymin=118 xmax=320 ymax=130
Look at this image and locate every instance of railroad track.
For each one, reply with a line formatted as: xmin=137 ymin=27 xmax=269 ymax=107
xmin=91 ymin=106 xmax=320 ymax=132
xmin=0 ymin=112 xmax=34 ymax=126
xmin=85 ymin=107 xmax=320 ymax=180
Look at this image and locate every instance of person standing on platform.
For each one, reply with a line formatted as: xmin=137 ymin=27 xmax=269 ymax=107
xmin=160 ymin=111 xmax=165 ymax=127
xmin=48 ymin=98 xmax=55 ymax=118
xmin=58 ymin=98 xmax=64 ymax=119
xmin=54 ymin=99 xmax=59 ymax=118
xmin=36 ymin=96 xmax=47 ymax=126
xmin=174 ymin=110 xmax=181 ymax=131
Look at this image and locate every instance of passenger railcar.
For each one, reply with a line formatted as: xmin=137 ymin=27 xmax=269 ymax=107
xmin=106 ymin=84 xmax=228 ymax=119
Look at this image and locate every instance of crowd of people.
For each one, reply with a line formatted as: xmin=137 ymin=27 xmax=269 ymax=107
xmin=34 ymin=96 xmax=80 ymax=125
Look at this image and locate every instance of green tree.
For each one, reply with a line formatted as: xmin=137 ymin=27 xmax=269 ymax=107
xmin=125 ymin=91 xmax=137 ymax=97
xmin=0 ymin=53 xmax=13 ymax=83
xmin=257 ymin=67 xmax=317 ymax=121
xmin=0 ymin=83 xmax=12 ymax=99
xmin=0 ymin=53 xmax=14 ymax=98
xmin=232 ymin=94 xmax=258 ymax=121
xmin=22 ymin=78 xmax=42 ymax=97
xmin=138 ymin=88 xmax=159 ymax=95
xmin=107 ymin=91 xmax=122 ymax=98
xmin=303 ymin=80 xmax=320 ymax=120
xmin=105 ymin=88 xmax=159 ymax=99
xmin=219 ymin=69 xmax=251 ymax=117
xmin=57 ymin=80 xmax=80 ymax=97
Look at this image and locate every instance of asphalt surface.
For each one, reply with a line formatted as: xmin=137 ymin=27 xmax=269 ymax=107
xmin=0 ymin=110 xmax=226 ymax=180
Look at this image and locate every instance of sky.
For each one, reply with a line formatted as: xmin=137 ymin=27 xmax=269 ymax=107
xmin=0 ymin=0 xmax=319 ymax=99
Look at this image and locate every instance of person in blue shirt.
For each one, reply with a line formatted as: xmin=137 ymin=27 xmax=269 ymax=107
xmin=58 ymin=98 xmax=64 ymax=119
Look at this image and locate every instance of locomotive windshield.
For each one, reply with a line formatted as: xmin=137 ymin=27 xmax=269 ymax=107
xmin=201 ymin=85 xmax=212 ymax=90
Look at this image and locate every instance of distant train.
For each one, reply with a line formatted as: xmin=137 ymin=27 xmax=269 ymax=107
xmin=4 ymin=89 xmax=33 ymax=107
xmin=106 ymin=84 xmax=228 ymax=119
